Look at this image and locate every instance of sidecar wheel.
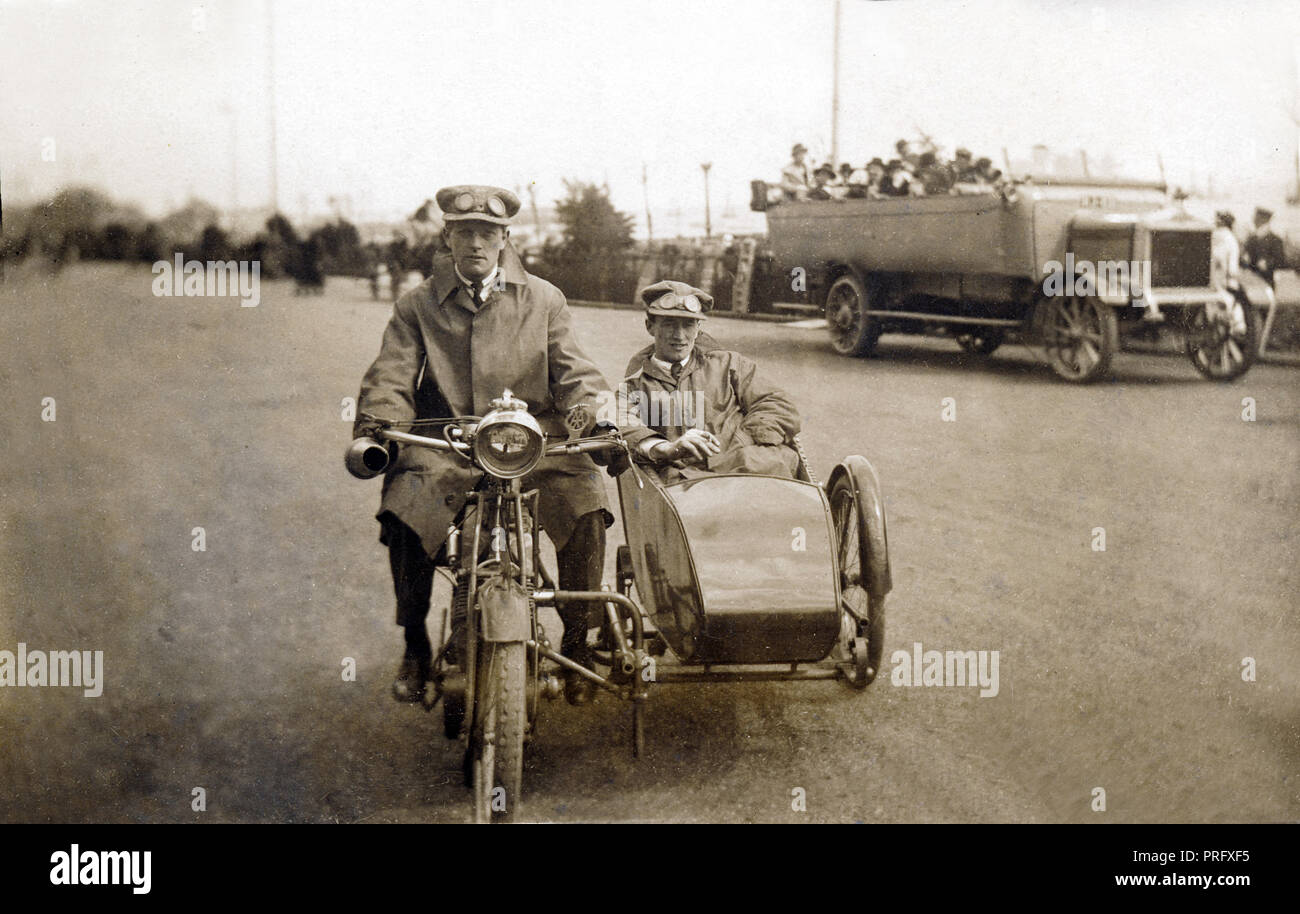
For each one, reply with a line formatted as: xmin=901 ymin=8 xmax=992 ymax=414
xmin=829 ymin=461 xmax=889 ymax=688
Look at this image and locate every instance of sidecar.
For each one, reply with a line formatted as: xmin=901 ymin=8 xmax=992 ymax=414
xmin=611 ymin=449 xmax=891 ymax=689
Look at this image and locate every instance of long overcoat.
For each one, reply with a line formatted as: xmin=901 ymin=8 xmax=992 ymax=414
xmin=355 ymin=245 xmax=610 ymax=556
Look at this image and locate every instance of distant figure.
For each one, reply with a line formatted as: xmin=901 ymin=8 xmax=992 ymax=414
xmin=881 ymin=159 xmax=912 ymax=197
xmin=780 ymin=143 xmax=811 ymax=201
xmin=1211 ymin=210 xmax=1241 ymax=294
xmin=386 ymin=236 xmax=409 ymax=302
xmin=808 ymin=164 xmax=838 ymax=200
xmin=918 ymin=151 xmax=952 ymax=195
xmin=838 ymin=163 xmax=855 ymax=186
xmin=950 ymin=148 xmax=977 ymax=185
xmin=1242 ymin=206 xmax=1286 ymax=287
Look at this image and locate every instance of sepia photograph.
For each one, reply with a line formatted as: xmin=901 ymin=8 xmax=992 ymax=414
xmin=1 ymin=0 xmax=1297 ymax=860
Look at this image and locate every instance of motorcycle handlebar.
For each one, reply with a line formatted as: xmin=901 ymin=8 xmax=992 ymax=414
xmin=377 ymin=427 xmax=624 ymax=457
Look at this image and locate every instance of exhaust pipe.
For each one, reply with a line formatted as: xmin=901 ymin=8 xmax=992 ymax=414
xmin=345 ymin=437 xmax=393 ymax=479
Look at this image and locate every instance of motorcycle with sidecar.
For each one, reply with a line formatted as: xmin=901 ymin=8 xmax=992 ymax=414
xmin=346 ymin=390 xmax=891 ymax=822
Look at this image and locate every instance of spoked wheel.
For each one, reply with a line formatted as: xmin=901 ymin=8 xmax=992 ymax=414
xmin=1185 ymin=294 xmax=1258 ymax=381
xmin=470 ymin=640 xmax=526 ymax=823
xmin=828 ymin=459 xmax=890 ymax=690
xmin=1041 ymin=295 xmax=1118 ymax=382
xmin=826 ymin=274 xmax=880 ymax=357
xmin=955 ymin=329 xmax=1004 ymax=355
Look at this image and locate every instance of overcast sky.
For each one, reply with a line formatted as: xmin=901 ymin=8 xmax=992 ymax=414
xmin=2 ymin=0 xmax=1297 ymax=233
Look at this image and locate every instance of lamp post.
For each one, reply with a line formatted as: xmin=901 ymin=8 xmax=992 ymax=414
xmin=701 ymin=162 xmax=713 ymax=238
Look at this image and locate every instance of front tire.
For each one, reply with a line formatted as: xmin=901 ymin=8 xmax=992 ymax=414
xmin=1041 ymin=295 xmax=1118 ymax=382
xmin=826 ymin=274 xmax=880 ymax=357
xmin=1185 ymin=293 xmax=1258 ymax=381
xmin=471 ymin=641 xmax=526 ymax=823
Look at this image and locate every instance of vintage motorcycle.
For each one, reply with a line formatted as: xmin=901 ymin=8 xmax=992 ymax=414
xmin=347 ymin=389 xmax=892 ymax=823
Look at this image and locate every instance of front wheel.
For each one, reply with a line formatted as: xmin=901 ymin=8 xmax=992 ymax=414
xmin=471 ymin=641 xmax=526 ymax=823
xmin=826 ymin=274 xmax=880 ymax=357
xmin=1185 ymin=294 xmax=1258 ymax=381
xmin=1040 ymin=295 xmax=1118 ymax=382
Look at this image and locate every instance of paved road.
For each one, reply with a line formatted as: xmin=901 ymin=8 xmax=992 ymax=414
xmin=2 ymin=264 xmax=1297 ymax=823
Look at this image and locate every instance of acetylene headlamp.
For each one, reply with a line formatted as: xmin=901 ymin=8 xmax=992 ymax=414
xmin=473 ymin=390 xmax=545 ymax=479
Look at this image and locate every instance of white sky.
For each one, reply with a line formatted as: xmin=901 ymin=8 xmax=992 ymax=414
xmin=2 ymin=0 xmax=1298 ymax=233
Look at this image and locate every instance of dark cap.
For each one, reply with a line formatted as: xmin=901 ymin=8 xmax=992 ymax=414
xmin=436 ymin=185 xmax=521 ymax=225
xmin=955 ymin=148 xmax=973 ymax=159
xmin=814 ymin=163 xmax=836 ymax=179
xmin=1215 ymin=210 xmax=1235 ymax=227
xmin=1255 ymin=206 xmax=1273 ymax=221
xmin=791 ymin=143 xmax=808 ymax=156
xmin=867 ymin=157 xmax=885 ymax=168
xmin=640 ymin=280 xmax=712 ymax=320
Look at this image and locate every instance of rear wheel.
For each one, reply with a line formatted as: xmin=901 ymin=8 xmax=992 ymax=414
xmin=471 ymin=641 xmax=526 ymax=823
xmin=828 ymin=464 xmax=889 ymax=689
xmin=826 ymin=274 xmax=880 ymax=357
xmin=1185 ymin=293 xmax=1258 ymax=381
xmin=1041 ymin=295 xmax=1117 ymax=382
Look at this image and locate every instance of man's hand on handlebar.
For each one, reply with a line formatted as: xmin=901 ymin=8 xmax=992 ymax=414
xmin=649 ymin=428 xmax=721 ymax=466
xmin=588 ymin=420 xmax=632 ymax=477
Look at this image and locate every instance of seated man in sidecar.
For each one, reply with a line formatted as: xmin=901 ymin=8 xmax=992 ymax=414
xmin=618 ymin=280 xmax=802 ymax=483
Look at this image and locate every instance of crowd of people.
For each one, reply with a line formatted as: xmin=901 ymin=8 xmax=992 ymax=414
xmin=777 ymin=139 xmax=1007 ymax=202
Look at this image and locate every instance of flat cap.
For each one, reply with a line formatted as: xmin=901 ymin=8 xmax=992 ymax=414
xmin=436 ymin=185 xmax=521 ymax=225
xmin=1255 ymin=206 xmax=1274 ymax=220
xmin=640 ymin=280 xmax=712 ymax=319
xmin=955 ymin=148 xmax=973 ymax=159
xmin=791 ymin=143 xmax=808 ymax=156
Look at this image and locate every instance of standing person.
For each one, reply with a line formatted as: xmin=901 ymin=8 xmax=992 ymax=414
xmin=352 ymin=185 xmax=619 ymax=707
xmin=780 ymin=143 xmax=811 ymax=201
xmin=1211 ymin=210 xmax=1241 ymax=294
xmin=1242 ymin=206 xmax=1286 ymax=287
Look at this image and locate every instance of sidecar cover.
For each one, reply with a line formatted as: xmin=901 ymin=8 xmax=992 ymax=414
xmin=617 ymin=468 xmax=840 ymax=664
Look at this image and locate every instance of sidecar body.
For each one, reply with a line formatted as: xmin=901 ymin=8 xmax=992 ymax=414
xmin=614 ymin=453 xmax=891 ymax=683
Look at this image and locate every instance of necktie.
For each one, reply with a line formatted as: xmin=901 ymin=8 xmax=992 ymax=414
xmin=468 ymin=281 xmax=483 ymax=304
xmin=670 ymin=362 xmax=683 ymax=380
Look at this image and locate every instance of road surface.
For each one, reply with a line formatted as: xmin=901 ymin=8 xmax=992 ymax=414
xmin=2 ymin=263 xmax=1296 ymax=823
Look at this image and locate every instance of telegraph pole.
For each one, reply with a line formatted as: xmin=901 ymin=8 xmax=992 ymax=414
xmin=266 ymin=0 xmax=279 ymax=214
xmin=701 ymin=163 xmax=713 ymax=238
xmin=642 ymin=163 xmax=653 ymax=242
xmin=830 ymin=0 xmax=841 ymax=166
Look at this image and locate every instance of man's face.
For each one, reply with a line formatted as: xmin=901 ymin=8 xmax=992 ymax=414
xmin=647 ymin=315 xmax=702 ymax=363
xmin=446 ymin=222 xmax=507 ymax=281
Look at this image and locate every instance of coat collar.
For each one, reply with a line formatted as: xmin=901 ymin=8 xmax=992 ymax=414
xmin=627 ymin=347 xmax=702 ymax=387
xmin=431 ymin=242 xmax=528 ymax=308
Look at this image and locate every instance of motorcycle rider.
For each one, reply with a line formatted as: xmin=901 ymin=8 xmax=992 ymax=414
xmin=353 ymin=184 xmax=617 ymax=707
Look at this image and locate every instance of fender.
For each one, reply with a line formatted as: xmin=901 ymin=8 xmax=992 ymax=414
xmin=826 ymin=456 xmax=892 ymax=598
xmin=476 ymin=576 xmax=532 ymax=643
